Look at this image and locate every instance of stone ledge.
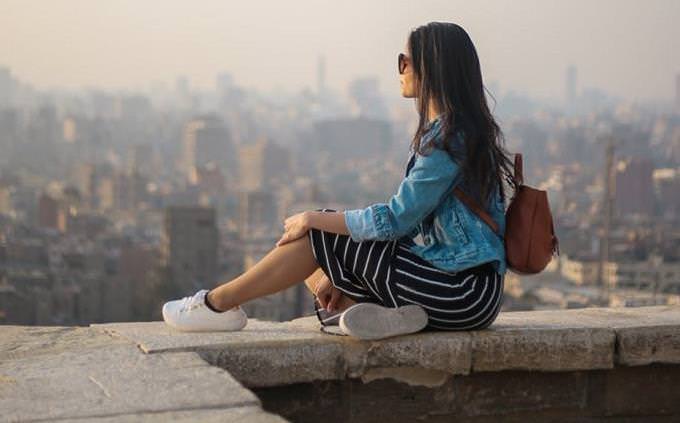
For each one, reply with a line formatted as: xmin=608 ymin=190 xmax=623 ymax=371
xmin=3 ymin=305 xmax=679 ymax=422
xmin=0 ymin=325 xmax=287 ymax=422
xmin=91 ymin=305 xmax=680 ymax=388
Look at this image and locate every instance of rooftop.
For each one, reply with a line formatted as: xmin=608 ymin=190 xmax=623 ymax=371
xmin=2 ymin=305 xmax=680 ymax=421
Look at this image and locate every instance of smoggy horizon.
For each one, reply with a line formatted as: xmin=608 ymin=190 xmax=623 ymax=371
xmin=1 ymin=0 xmax=679 ymax=102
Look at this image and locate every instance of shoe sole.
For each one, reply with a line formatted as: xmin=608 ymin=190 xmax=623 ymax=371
xmin=162 ymin=303 xmax=248 ymax=332
xmin=166 ymin=316 xmax=247 ymax=332
xmin=339 ymin=303 xmax=429 ymax=340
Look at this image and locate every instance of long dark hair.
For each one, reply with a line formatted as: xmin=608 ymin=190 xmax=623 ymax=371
xmin=407 ymin=21 xmax=515 ymax=208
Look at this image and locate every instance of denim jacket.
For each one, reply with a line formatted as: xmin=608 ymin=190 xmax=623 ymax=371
xmin=343 ymin=115 xmax=507 ymax=275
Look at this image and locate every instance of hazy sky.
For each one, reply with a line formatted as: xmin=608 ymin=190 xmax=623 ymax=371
xmin=1 ymin=0 xmax=678 ymax=101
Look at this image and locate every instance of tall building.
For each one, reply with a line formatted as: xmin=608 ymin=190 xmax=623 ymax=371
xmin=347 ymin=77 xmax=388 ymax=120
xmin=0 ymin=109 xmax=20 ymax=162
xmin=238 ymin=137 xmax=292 ymax=192
xmin=161 ymin=206 xmax=218 ymax=292
xmin=190 ymin=163 xmax=226 ymax=195
xmin=182 ymin=115 xmax=236 ymax=182
xmin=614 ymin=156 xmax=655 ymax=217
xmin=73 ymin=163 xmax=98 ymax=210
xmin=38 ymin=193 xmax=60 ymax=230
xmin=62 ymin=116 xmax=78 ymax=144
xmin=0 ymin=185 xmax=10 ymax=215
xmin=653 ymin=168 xmax=680 ymax=218
xmin=28 ymin=105 xmax=59 ymax=146
xmin=128 ymin=144 xmax=152 ymax=175
xmin=238 ymin=190 xmax=277 ymax=239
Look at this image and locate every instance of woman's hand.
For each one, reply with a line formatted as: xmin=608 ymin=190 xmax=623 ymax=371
xmin=276 ymin=211 xmax=311 ymax=247
xmin=314 ymin=273 xmax=342 ymax=312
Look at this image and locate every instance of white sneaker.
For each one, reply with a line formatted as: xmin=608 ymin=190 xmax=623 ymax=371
xmin=339 ymin=302 xmax=429 ymax=340
xmin=162 ymin=289 xmax=248 ymax=332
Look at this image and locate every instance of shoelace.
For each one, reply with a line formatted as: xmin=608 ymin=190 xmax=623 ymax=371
xmin=178 ymin=290 xmax=241 ymax=313
xmin=178 ymin=290 xmax=207 ymax=313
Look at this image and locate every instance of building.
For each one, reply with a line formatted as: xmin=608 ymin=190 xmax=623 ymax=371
xmin=161 ymin=206 xmax=218 ymax=293
xmin=347 ymin=77 xmax=389 ymax=120
xmin=653 ymin=168 xmax=680 ymax=218
xmin=238 ymin=190 xmax=277 ymax=240
xmin=307 ymin=117 xmax=393 ymax=164
xmin=37 ymin=192 xmax=60 ymax=230
xmin=182 ymin=115 xmax=236 ymax=182
xmin=238 ymin=137 xmax=292 ymax=192
xmin=614 ymin=156 xmax=655 ymax=217
xmin=560 ymin=253 xmax=680 ymax=293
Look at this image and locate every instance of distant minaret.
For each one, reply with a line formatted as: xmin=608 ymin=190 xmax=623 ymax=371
xmin=317 ymin=55 xmax=326 ymax=99
xmin=596 ymin=135 xmax=616 ymax=299
xmin=565 ymin=65 xmax=577 ymax=109
xmin=675 ymin=73 xmax=680 ymax=112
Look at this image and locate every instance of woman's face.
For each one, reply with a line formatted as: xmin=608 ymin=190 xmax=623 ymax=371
xmin=400 ymin=41 xmax=417 ymax=98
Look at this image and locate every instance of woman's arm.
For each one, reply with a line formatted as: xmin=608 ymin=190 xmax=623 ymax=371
xmin=342 ymin=145 xmax=461 ymax=242
xmin=304 ymin=210 xmax=351 ymax=235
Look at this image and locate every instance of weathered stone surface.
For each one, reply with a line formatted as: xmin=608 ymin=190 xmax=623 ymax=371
xmin=198 ymin=339 xmax=347 ymax=387
xmin=472 ymin=327 xmax=615 ymax=372
xmin=91 ymin=306 xmax=680 ymax=386
xmin=575 ymin=306 xmax=680 ymax=366
xmin=358 ymin=332 xmax=472 ymax=376
xmin=92 ymin=315 xmax=473 ymax=387
xmin=548 ymin=306 xmax=680 ymax=367
xmin=0 ymin=327 xmax=266 ymax=422
xmin=91 ymin=316 xmax=334 ymax=354
xmin=471 ymin=305 xmax=680 ymax=372
xmin=470 ymin=306 xmax=622 ymax=372
xmin=51 ymin=406 xmax=289 ymax=422
xmin=0 ymin=324 xmax=130 ymax=361
xmin=4 ymin=305 xmax=680 ymax=422
xmin=616 ymin=326 xmax=680 ymax=366
xmin=92 ymin=316 xmax=351 ymax=388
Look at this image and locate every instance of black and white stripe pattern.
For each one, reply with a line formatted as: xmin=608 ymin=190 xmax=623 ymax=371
xmin=308 ymin=208 xmax=504 ymax=331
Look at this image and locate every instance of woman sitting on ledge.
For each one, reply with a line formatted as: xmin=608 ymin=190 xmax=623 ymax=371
xmin=162 ymin=21 xmax=515 ymax=340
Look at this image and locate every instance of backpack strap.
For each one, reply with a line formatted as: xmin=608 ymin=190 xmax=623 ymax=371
xmin=450 ymin=153 xmax=523 ymax=239
xmin=452 ymin=187 xmax=501 ymax=236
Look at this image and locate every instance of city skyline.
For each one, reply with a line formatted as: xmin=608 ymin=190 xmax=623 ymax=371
xmin=1 ymin=0 xmax=679 ymax=101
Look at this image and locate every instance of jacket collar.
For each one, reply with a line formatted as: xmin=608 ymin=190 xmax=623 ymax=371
xmin=424 ymin=113 xmax=443 ymax=132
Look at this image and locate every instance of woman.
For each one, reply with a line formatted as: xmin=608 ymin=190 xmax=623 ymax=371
xmin=162 ymin=21 xmax=515 ymax=340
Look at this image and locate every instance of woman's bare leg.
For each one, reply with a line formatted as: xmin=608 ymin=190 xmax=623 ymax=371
xmin=206 ymin=232 xmax=320 ymax=312
xmin=304 ymin=267 xmax=357 ymax=311
xmin=303 ymin=267 xmax=326 ymax=295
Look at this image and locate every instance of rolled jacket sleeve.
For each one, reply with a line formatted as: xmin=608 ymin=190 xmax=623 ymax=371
xmin=344 ymin=143 xmax=462 ymax=242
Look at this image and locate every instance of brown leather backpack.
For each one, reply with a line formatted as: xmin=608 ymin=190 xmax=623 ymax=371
xmin=452 ymin=153 xmax=560 ymax=274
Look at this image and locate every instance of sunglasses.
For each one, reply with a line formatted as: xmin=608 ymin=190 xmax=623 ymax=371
xmin=398 ymin=52 xmax=411 ymax=74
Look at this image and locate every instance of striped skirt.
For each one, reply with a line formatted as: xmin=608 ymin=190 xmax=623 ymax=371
xmin=307 ymin=208 xmax=504 ymax=331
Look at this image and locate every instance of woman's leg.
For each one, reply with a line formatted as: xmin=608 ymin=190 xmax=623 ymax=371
xmin=304 ymin=267 xmax=357 ymax=312
xmin=206 ymin=232 xmax=356 ymax=312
